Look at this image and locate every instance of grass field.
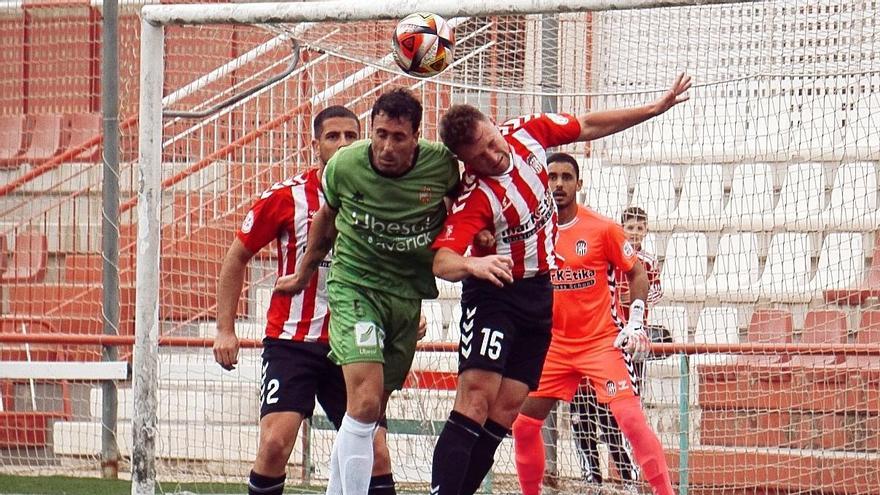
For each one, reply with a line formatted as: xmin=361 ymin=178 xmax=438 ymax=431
xmin=0 ymin=475 xmax=330 ymax=495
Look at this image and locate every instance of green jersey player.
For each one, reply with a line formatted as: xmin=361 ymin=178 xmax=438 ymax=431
xmin=275 ymin=88 xmax=460 ymax=495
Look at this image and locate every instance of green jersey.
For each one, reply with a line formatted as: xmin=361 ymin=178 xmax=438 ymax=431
xmin=322 ymin=139 xmax=460 ymax=299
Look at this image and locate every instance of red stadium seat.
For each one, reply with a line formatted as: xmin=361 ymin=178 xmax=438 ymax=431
xmin=741 ymin=309 xmax=793 ymax=365
xmin=0 ymin=115 xmax=30 ymax=169
xmin=15 ymin=114 xmax=68 ymax=166
xmin=795 ymin=310 xmax=849 ymax=366
xmin=848 ymin=311 xmax=880 ymax=369
xmin=64 ymin=113 xmax=101 ymax=162
xmin=0 ymin=231 xmax=48 ymax=283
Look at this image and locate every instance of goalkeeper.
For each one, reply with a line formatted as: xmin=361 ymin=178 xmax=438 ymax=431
xmin=512 ymin=152 xmax=675 ymax=495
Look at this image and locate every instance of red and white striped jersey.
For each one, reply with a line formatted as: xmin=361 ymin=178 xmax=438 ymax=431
xmin=614 ymin=249 xmax=663 ymax=323
xmin=432 ymin=113 xmax=582 ymax=279
xmin=237 ymin=168 xmax=330 ymax=343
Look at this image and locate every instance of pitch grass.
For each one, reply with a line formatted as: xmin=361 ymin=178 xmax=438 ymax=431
xmin=0 ymin=474 xmax=331 ymax=495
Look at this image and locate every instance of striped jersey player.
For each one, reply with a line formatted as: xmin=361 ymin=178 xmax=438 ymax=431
xmin=428 ymin=72 xmax=692 ymax=495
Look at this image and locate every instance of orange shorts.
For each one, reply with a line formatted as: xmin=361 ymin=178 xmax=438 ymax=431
xmin=530 ymin=335 xmax=637 ymax=404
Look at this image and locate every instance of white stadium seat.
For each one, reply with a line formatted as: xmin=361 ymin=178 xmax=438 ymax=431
xmin=420 ymin=300 xmax=447 ymax=343
xmin=631 ymin=166 xmax=676 ymax=230
xmin=674 ymin=165 xmax=725 ymax=230
xmin=725 ymin=163 xmax=775 ymax=230
xmin=821 ymin=162 xmax=878 ymax=231
xmin=758 ymin=233 xmax=813 ymax=302
xmin=811 ymin=232 xmax=865 ymax=292
xmin=583 ymin=165 xmax=628 ymax=220
xmin=772 ymin=163 xmax=825 ymax=231
xmin=649 ymin=305 xmax=689 ymax=343
xmin=660 ymin=232 xmax=707 ymax=301
xmin=692 ymin=306 xmax=739 ymax=366
xmin=706 ymin=233 xmax=760 ymax=302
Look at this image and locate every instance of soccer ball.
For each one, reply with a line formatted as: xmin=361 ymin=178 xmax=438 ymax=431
xmin=392 ymin=12 xmax=455 ymax=78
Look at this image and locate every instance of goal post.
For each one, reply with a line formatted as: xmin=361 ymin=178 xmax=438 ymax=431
xmin=132 ymin=1 xmax=880 ymax=494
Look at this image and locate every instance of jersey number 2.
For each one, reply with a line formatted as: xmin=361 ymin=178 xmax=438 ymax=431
xmin=263 ymin=378 xmax=280 ymax=405
xmin=480 ymin=328 xmax=504 ymax=360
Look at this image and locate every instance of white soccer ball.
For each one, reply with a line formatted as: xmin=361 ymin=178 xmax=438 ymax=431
xmin=392 ymin=12 xmax=455 ymax=78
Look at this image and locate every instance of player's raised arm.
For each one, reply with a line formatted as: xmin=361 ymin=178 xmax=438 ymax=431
xmin=576 ymin=72 xmax=692 ymax=143
xmin=214 ymin=238 xmax=255 ymax=370
xmin=274 ymin=204 xmax=337 ymax=294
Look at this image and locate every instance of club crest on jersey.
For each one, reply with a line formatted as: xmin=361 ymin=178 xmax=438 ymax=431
xmin=526 ymin=153 xmax=543 ymax=174
xmin=605 ymin=380 xmax=617 ymax=397
xmin=241 ymin=210 xmax=255 ymax=234
xmin=575 ymin=240 xmax=588 ymax=256
xmin=623 ymin=240 xmax=635 ymax=257
xmin=420 ymin=186 xmax=433 ymax=204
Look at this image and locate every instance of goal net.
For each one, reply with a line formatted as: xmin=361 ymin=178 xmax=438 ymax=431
xmin=2 ymin=0 xmax=879 ymax=494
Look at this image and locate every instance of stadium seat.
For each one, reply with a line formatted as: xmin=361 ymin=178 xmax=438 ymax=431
xmin=660 ymin=232 xmax=707 ymax=301
xmin=65 ymin=113 xmax=102 ymax=162
xmin=795 ymin=310 xmax=848 ymax=366
xmin=641 ymin=233 xmax=658 ymax=261
xmin=724 ymin=163 xmax=775 ymax=230
xmin=420 ymin=300 xmax=447 ymax=343
xmin=693 ymin=306 xmax=739 ymax=365
xmin=15 ymin=114 xmax=68 ymax=166
xmin=706 ymin=233 xmax=760 ymax=302
xmin=0 ymin=115 xmax=30 ymax=168
xmin=0 ymin=231 xmax=48 ymax=283
xmin=436 ymin=278 xmax=461 ymax=299
xmin=772 ymin=163 xmax=825 ymax=231
xmin=630 ymin=165 xmax=676 ymax=230
xmin=811 ymin=232 xmax=865 ymax=294
xmin=649 ymin=305 xmax=689 ymax=343
xmin=821 ymin=162 xmax=878 ymax=231
xmin=824 ymin=234 xmax=880 ymax=304
xmin=757 ymin=233 xmax=813 ymax=303
xmin=742 ymin=309 xmax=793 ymax=365
xmin=674 ymin=164 xmax=725 ymax=230
xmin=448 ymin=304 xmax=462 ymax=340
xmin=848 ymin=311 xmax=880 ymax=368
xmin=583 ymin=165 xmax=628 ymax=220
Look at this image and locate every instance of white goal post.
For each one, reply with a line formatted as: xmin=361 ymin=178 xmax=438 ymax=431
xmin=134 ymin=0 xmax=878 ymax=494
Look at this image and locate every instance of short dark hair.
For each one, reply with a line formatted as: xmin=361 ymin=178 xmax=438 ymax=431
xmin=621 ymin=206 xmax=648 ymax=223
xmin=371 ymin=88 xmax=422 ymax=132
xmin=546 ymin=152 xmax=580 ymax=180
xmin=313 ymin=105 xmax=359 ymax=136
xmin=439 ymin=104 xmax=488 ymax=154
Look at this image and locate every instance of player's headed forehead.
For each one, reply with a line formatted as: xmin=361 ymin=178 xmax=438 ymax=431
xmin=316 ymin=116 xmax=360 ymax=139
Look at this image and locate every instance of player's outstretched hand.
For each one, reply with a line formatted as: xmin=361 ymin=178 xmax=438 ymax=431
xmin=213 ymin=330 xmax=240 ymax=371
xmin=417 ymin=313 xmax=428 ymax=341
xmin=613 ymin=321 xmax=651 ymax=361
xmin=652 ymin=72 xmax=692 ymax=115
xmin=274 ymin=270 xmax=311 ymax=295
xmin=466 ymin=255 xmax=514 ymax=287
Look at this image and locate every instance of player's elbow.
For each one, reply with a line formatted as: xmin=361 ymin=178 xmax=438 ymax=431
xmin=432 ymin=248 xmax=461 ymax=282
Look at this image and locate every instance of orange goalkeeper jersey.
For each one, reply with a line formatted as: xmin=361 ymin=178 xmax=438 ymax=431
xmin=551 ymin=205 xmax=638 ymax=343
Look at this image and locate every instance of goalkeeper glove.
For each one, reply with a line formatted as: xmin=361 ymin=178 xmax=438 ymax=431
xmin=613 ymin=299 xmax=651 ymax=361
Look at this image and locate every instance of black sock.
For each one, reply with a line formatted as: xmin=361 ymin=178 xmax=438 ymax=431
xmin=459 ymin=419 xmax=509 ymax=495
xmin=248 ymin=471 xmax=285 ymax=495
xmin=430 ymin=410 xmax=482 ymax=495
xmin=368 ymin=473 xmax=396 ymax=495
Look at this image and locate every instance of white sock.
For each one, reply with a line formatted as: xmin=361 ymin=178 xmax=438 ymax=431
xmin=326 ymin=433 xmax=342 ymax=495
xmin=336 ymin=414 xmax=376 ymax=495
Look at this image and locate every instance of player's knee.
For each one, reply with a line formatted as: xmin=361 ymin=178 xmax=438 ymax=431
xmin=256 ymin=434 xmax=295 ymax=470
xmin=347 ymin=395 xmax=382 ymax=422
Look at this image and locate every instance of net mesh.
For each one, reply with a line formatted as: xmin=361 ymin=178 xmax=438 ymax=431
xmin=0 ymin=1 xmax=878 ymax=494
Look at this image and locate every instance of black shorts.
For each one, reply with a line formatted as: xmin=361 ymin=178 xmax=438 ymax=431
xmin=456 ymin=274 xmax=553 ymax=390
xmin=260 ymin=339 xmax=346 ymax=428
